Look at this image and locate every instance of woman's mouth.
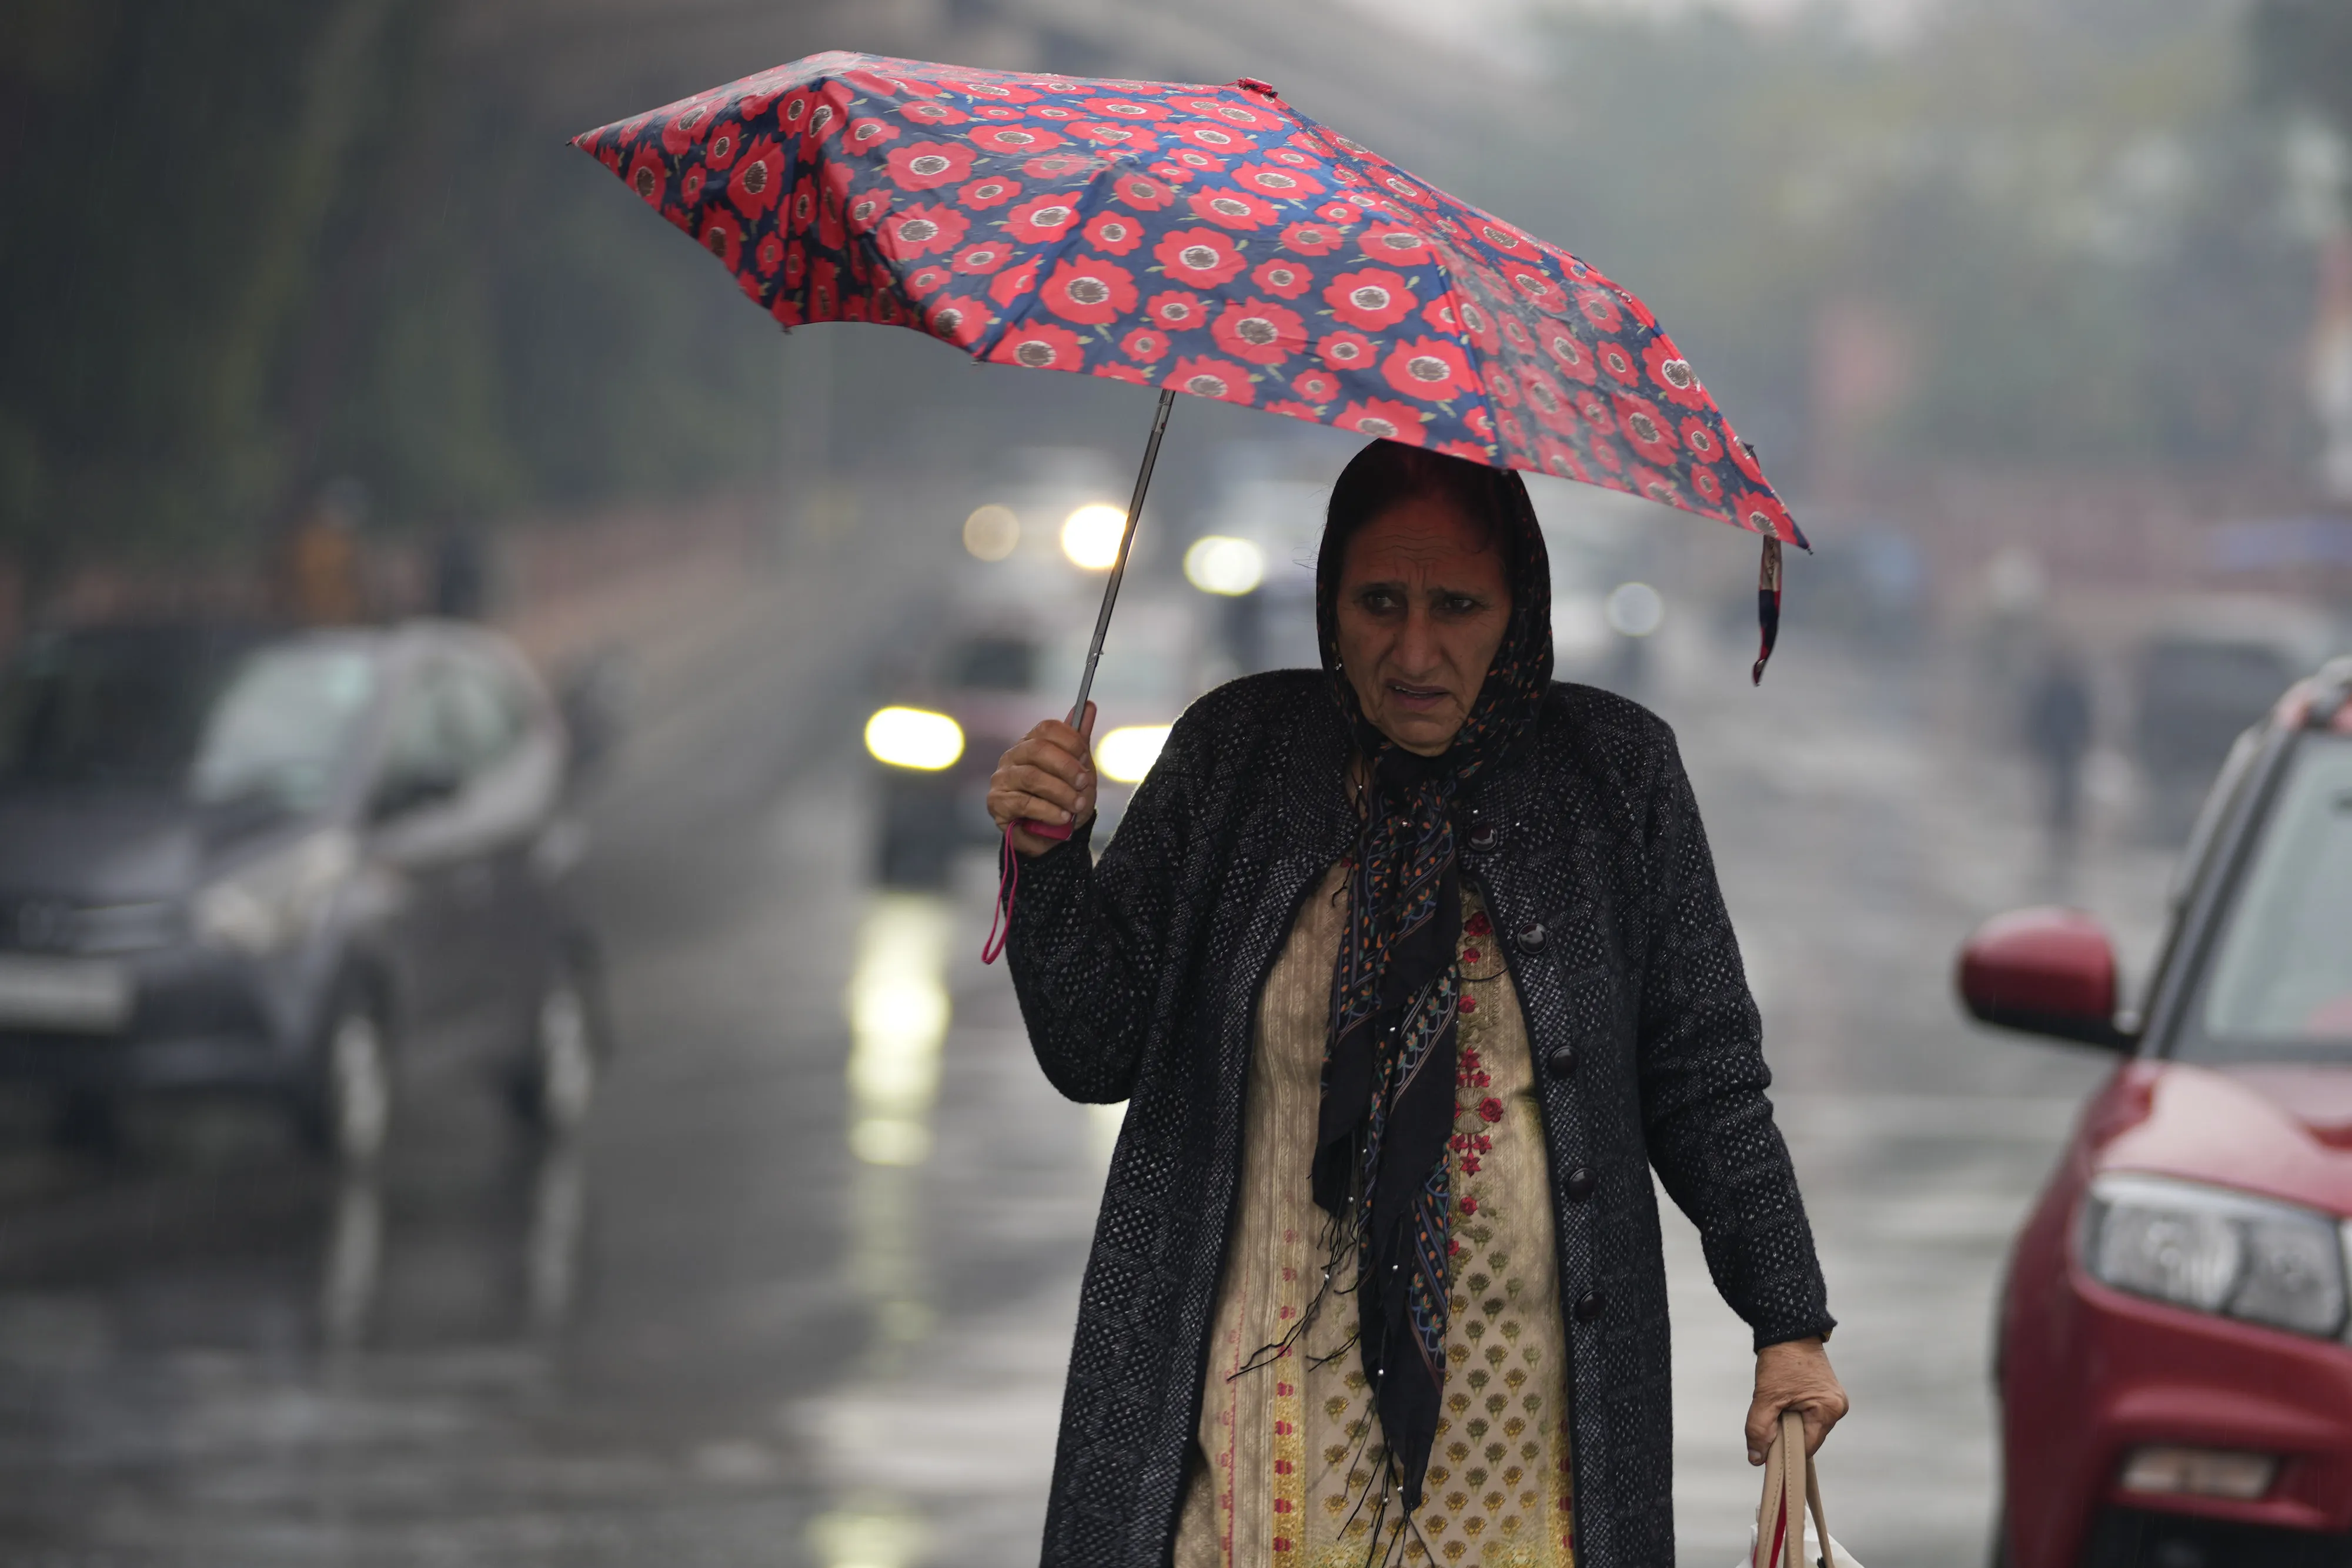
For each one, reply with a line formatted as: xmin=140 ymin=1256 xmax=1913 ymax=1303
xmin=1386 ymin=681 xmax=1449 ymax=710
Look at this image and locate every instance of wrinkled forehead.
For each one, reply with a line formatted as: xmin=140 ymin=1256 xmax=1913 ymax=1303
xmin=1338 ymin=496 xmax=1509 ymax=586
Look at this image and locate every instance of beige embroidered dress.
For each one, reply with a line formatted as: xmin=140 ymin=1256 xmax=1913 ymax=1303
xmin=1175 ymin=864 xmax=1576 ymax=1568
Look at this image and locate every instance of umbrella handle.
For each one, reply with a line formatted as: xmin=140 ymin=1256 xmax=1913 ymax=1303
xmin=984 ymin=389 xmax=1177 ymax=960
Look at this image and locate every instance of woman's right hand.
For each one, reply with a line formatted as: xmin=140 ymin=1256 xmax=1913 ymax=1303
xmin=988 ymin=701 xmax=1097 ymax=858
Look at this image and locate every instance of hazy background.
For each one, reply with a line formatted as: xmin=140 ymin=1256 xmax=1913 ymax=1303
xmin=1 ymin=2 xmax=2349 ymax=1565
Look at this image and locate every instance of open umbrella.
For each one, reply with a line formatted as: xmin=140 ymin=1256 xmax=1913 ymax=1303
xmin=576 ymin=51 xmax=1803 ymax=908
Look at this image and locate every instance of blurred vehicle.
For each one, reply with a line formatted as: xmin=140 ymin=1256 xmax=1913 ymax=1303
xmin=866 ymin=620 xmax=1044 ymax=886
xmin=1958 ymin=656 xmax=2352 ymax=1568
xmin=0 ymin=622 xmax=606 ymax=1163
xmin=2130 ymin=597 xmax=2345 ymax=837
xmin=864 ymin=594 xmax=1207 ymax=885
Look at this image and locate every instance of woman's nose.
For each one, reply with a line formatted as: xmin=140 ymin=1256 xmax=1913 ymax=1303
xmin=1392 ymin=607 xmax=1441 ymax=673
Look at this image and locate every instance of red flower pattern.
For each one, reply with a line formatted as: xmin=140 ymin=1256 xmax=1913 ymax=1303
xmin=1186 ymin=188 xmax=1279 ymax=231
xmin=1210 ymin=298 xmax=1306 ymax=366
xmin=1358 ymin=225 xmax=1432 ymax=266
xmin=878 ymin=203 xmax=967 ymax=260
xmin=1154 ymin=228 xmax=1244 ymax=287
xmin=1292 ymin=368 xmax=1341 ymax=403
xmin=1251 ymin=258 xmax=1312 ymax=299
xmin=957 ymin=175 xmax=1021 ymax=209
xmin=1041 ymin=256 xmax=1139 ymax=325
xmin=990 ymin=322 xmax=1085 ymax=371
xmin=1083 ymin=212 xmax=1145 ymax=254
xmin=626 ymin=145 xmax=667 ymax=206
xmin=727 ymin=136 xmax=786 ymax=216
xmin=1324 ymin=268 xmax=1416 ymax=330
xmin=577 ymin=54 xmax=1799 ymax=553
xmin=1234 ymin=162 xmax=1324 ymax=200
xmin=884 ymin=140 xmax=970 ymax=190
xmin=1279 ymin=220 xmax=1344 ymax=256
xmin=1005 ymin=193 xmax=1084 ymax=243
xmin=1335 ymin=398 xmax=1425 ymax=443
xmin=1379 ymin=336 xmax=1474 ymax=402
xmin=1165 ymin=355 xmax=1256 ymax=404
xmin=1145 ymin=290 xmax=1207 ymax=331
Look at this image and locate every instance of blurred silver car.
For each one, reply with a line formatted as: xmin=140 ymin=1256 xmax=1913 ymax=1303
xmin=0 ymin=621 xmax=606 ymax=1161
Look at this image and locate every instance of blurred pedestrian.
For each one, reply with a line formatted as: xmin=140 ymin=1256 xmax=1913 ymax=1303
xmin=2023 ymin=643 xmax=2094 ymax=854
xmin=990 ymin=442 xmax=1845 ymax=1568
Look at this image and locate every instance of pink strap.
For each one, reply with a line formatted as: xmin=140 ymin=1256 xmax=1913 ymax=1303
xmin=981 ymin=823 xmax=1018 ymax=965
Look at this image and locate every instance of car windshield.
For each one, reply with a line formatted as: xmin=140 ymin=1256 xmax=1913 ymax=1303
xmin=2182 ymin=733 xmax=2352 ymax=1064
xmin=0 ymin=633 xmax=376 ymax=816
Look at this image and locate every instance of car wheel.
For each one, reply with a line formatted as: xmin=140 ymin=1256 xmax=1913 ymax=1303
xmin=297 ymin=994 xmax=393 ymax=1165
xmin=509 ymin=957 xmax=601 ymax=1135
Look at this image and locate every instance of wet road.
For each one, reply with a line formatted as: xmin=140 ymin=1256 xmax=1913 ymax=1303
xmin=0 ymin=553 xmax=2173 ymax=1566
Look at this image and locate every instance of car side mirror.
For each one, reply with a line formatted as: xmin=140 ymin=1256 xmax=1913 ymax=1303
xmin=370 ymin=767 xmax=462 ymax=823
xmin=1956 ymin=907 xmax=2134 ymax=1051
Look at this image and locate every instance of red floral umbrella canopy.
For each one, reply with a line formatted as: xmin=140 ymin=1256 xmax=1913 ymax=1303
xmin=574 ymin=51 xmax=1805 ymax=549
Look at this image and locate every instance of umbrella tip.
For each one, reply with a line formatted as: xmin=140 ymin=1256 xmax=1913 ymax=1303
xmin=1235 ymin=76 xmax=1280 ymax=98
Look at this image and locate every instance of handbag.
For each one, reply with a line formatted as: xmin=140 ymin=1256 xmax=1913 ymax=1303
xmin=1739 ymin=1409 xmax=1863 ymax=1568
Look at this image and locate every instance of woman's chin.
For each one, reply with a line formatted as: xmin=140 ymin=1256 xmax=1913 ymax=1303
xmin=1372 ymin=711 xmax=1463 ymax=756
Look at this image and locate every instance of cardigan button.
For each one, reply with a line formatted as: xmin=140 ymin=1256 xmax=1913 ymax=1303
xmin=1545 ymin=1044 xmax=1578 ymax=1076
xmin=1573 ymin=1289 xmax=1606 ymax=1323
xmin=1514 ymin=921 xmax=1547 ymax=954
xmin=1466 ymin=824 xmax=1498 ymax=852
xmin=1563 ymin=1165 xmax=1596 ymax=1201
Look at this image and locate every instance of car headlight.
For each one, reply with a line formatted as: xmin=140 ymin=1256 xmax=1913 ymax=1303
xmin=863 ymin=707 xmax=964 ymax=771
xmin=1096 ymin=724 xmax=1171 ymax=785
xmin=192 ymin=828 xmax=358 ymax=957
xmin=2083 ymin=1172 xmax=2349 ymax=1339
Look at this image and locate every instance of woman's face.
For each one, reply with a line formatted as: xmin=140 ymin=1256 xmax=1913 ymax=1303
xmin=1333 ymin=493 xmax=1512 ymax=757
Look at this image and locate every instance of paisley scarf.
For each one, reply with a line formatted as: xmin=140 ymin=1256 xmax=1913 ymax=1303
xmin=1309 ymin=455 xmax=1553 ymax=1514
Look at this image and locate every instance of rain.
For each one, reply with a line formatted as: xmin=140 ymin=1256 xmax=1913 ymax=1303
xmin=1 ymin=2 xmax=2348 ymax=1565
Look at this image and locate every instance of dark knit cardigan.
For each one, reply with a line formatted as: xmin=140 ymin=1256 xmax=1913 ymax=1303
xmin=1006 ymin=670 xmax=1834 ymax=1568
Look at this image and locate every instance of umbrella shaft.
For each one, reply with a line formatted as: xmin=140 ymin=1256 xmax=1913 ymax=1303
xmin=1067 ymin=388 xmax=1178 ymax=728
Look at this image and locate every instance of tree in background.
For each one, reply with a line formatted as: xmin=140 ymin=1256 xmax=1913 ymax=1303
xmin=0 ymin=0 xmax=779 ymax=606
xmin=1494 ymin=0 xmax=2323 ymax=496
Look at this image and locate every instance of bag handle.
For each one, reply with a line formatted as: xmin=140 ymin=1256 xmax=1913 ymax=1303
xmin=1751 ymin=1409 xmax=1835 ymax=1568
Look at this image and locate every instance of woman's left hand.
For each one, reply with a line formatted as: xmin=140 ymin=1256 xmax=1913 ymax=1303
xmin=1745 ymin=1336 xmax=1849 ymax=1463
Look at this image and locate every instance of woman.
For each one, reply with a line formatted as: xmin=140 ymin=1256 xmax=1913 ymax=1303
xmin=990 ymin=442 xmax=1846 ymax=1568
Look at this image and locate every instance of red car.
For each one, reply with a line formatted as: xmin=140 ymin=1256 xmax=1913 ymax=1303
xmin=1959 ymin=656 xmax=2352 ymax=1568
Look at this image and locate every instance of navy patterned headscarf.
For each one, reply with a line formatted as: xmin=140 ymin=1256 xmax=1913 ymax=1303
xmin=1311 ymin=441 xmax=1554 ymax=1513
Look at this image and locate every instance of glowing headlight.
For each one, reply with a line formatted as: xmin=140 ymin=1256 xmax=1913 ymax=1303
xmin=1097 ymin=724 xmax=1171 ymax=785
xmin=1184 ymin=536 xmax=1265 ymax=596
xmin=192 ymin=828 xmax=357 ymax=956
xmin=1061 ymin=504 xmax=1127 ymax=570
xmin=2083 ymin=1173 xmax=2348 ymax=1339
xmin=864 ymin=707 xmax=964 ymax=771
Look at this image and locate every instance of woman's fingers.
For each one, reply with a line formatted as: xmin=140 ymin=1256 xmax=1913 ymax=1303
xmin=989 ymin=705 xmax=1101 ymax=847
xmin=1744 ymin=1338 xmax=1849 ymax=1464
xmin=1003 ymin=761 xmax=1083 ymax=813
